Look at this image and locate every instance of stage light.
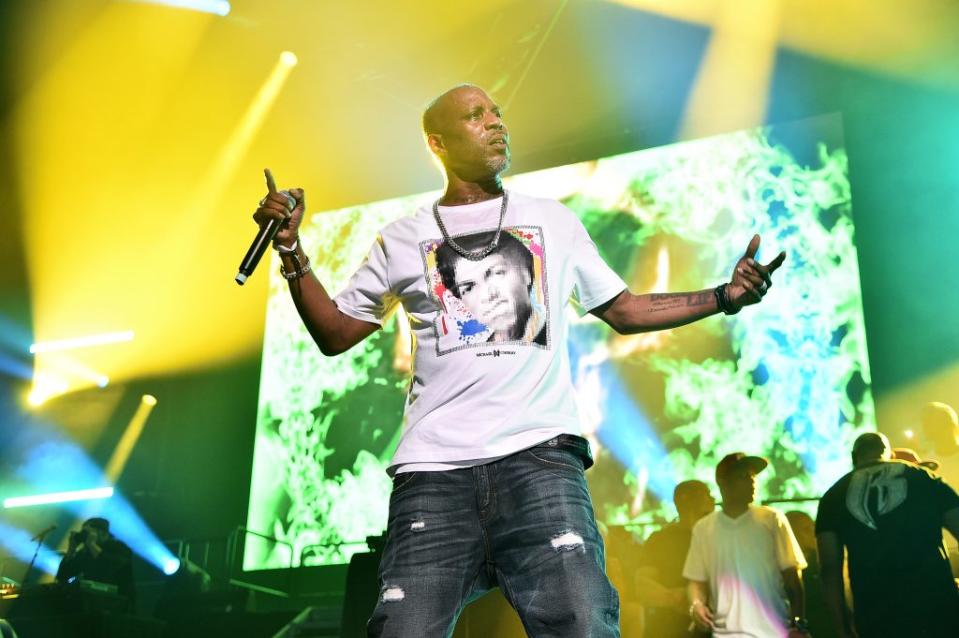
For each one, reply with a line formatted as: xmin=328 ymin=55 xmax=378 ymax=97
xmin=904 ymin=429 xmax=914 ymax=439
xmin=17 ymin=439 xmax=179 ymax=575
xmin=197 ymin=49 xmax=299 ymax=207
xmin=609 ymin=244 xmax=673 ymax=358
xmin=3 ymin=487 xmax=114 ymax=509
xmin=20 ymin=8 xmax=306 ymax=389
xmin=0 ymin=353 xmax=33 ymax=381
xmin=27 ymin=373 xmax=69 ymax=407
xmin=26 ymin=354 xmax=112 ymax=404
xmin=30 ymin=330 xmax=135 ymax=354
xmin=103 ymin=395 xmax=158 ymax=482
xmin=0 ymin=315 xmax=32 ymax=353
xmin=611 ymin=1 xmax=959 ymax=94
xmin=28 ymin=345 xmax=118 ymax=403
xmin=678 ymin=0 xmax=783 ymax=138
xmin=162 ymin=558 xmax=182 ymax=575
xmin=128 ymin=0 xmax=231 ymax=16
xmin=0 ymin=523 xmax=62 ymax=577
xmin=589 ymin=362 xmax=676 ymax=506
xmin=28 ymin=388 xmax=50 ymax=406
xmin=874 ymin=363 xmax=959 ymax=456
xmin=45 ymin=353 xmax=110 ymax=388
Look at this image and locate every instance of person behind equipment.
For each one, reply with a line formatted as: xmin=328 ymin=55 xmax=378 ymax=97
xmin=56 ymin=517 xmax=134 ymax=608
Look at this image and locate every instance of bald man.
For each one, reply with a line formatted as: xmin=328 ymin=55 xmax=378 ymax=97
xmin=252 ymin=84 xmax=785 ymax=637
xmin=919 ymin=401 xmax=959 ymax=488
xmin=816 ymin=432 xmax=959 ymax=638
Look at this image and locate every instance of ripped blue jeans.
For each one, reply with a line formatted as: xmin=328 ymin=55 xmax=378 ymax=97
xmin=367 ymin=436 xmax=620 ymax=637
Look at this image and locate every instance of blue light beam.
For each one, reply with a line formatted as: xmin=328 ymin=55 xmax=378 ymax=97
xmin=15 ymin=439 xmax=179 ymax=574
xmin=0 ymin=522 xmax=62 ymax=577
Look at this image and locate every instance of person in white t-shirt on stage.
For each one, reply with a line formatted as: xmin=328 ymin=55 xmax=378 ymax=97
xmin=684 ymin=453 xmax=809 ymax=638
xmin=252 ymin=84 xmax=786 ymax=637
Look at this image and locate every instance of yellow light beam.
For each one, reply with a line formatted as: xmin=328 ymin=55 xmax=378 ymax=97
xmin=875 ymin=362 xmax=959 ymax=444
xmin=54 ymin=393 xmax=155 ymax=553
xmin=678 ymin=0 xmax=784 ymax=140
xmin=103 ymin=395 xmax=158 ymax=482
xmin=27 ymin=373 xmax=69 ymax=407
xmin=43 ymin=352 xmax=110 ymax=388
xmin=608 ymin=0 xmax=959 ymax=91
xmin=610 ymin=243 xmax=673 ymax=358
xmin=392 ymin=306 xmax=413 ymax=374
xmin=195 ymin=50 xmax=298 ymax=212
xmin=30 ymin=339 xmax=121 ymax=404
xmin=28 ymin=350 xmax=113 ymax=407
xmin=127 ymin=0 xmax=231 ymax=16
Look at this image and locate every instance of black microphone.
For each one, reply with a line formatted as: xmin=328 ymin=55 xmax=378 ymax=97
xmin=235 ymin=217 xmax=281 ymax=285
xmin=30 ymin=524 xmax=56 ymax=542
xmin=235 ymin=168 xmax=287 ymax=285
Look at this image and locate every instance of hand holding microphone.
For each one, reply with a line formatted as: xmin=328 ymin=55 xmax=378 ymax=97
xmin=236 ymin=169 xmax=305 ymax=284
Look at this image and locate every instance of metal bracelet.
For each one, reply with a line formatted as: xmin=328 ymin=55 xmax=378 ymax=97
xmin=279 ymin=253 xmax=311 ymax=280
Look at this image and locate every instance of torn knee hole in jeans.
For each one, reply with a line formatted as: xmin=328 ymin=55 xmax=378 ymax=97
xmin=550 ymin=530 xmax=585 ymax=551
xmin=381 ymin=585 xmax=405 ymax=602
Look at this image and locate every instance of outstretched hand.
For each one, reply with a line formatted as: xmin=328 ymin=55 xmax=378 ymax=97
xmin=726 ymin=234 xmax=786 ymax=312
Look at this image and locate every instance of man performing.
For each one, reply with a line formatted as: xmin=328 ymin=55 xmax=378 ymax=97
xmin=252 ymin=84 xmax=785 ymax=636
xmin=816 ymin=432 xmax=959 ymax=638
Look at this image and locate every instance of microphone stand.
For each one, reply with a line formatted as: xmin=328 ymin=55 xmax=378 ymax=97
xmin=21 ymin=527 xmax=55 ymax=587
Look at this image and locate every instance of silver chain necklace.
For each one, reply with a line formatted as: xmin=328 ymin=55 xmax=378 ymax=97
xmin=432 ymin=191 xmax=509 ymax=262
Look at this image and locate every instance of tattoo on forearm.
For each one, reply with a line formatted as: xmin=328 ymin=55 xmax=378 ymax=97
xmin=647 ymin=291 xmax=714 ymax=313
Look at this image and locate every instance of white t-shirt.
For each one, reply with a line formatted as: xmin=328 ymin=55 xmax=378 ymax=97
xmin=683 ymin=506 xmax=807 ymax=638
xmin=333 ymin=192 xmax=626 ymax=474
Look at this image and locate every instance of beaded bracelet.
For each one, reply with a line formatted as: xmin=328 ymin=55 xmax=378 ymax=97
xmin=714 ymin=283 xmax=740 ymax=315
xmin=279 ymin=250 xmax=311 ymax=280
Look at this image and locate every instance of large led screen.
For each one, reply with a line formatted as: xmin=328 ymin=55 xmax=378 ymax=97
xmin=244 ymin=115 xmax=874 ymax=570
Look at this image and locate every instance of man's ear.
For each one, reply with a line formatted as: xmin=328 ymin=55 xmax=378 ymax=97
xmin=427 ymin=133 xmax=445 ymax=156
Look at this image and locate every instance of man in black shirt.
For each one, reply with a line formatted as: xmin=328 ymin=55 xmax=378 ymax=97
xmin=816 ymin=432 xmax=959 ymax=638
xmin=56 ymin=517 xmax=134 ymax=607
xmin=636 ymin=480 xmax=715 ymax=637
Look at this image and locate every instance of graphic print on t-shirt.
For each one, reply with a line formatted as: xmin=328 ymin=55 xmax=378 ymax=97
xmin=845 ymin=463 xmax=908 ymax=530
xmin=420 ymin=226 xmax=549 ymax=355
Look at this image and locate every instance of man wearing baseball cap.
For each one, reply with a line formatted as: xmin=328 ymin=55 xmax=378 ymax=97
xmin=684 ymin=453 xmax=809 ymax=637
xmin=816 ymin=432 xmax=959 ymax=638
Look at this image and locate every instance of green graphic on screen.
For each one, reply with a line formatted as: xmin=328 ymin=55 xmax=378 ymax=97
xmin=244 ymin=115 xmax=874 ymax=570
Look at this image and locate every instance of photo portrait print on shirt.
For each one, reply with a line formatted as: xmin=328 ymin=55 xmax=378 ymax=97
xmin=421 ymin=226 xmax=549 ymax=354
